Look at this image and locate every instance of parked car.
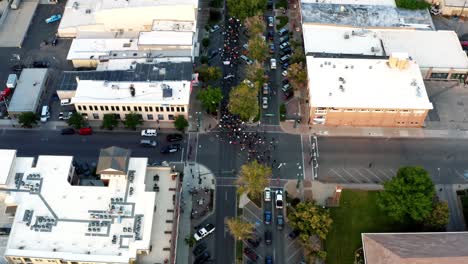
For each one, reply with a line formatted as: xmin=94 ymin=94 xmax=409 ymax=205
xmin=60 ymin=98 xmax=72 ymax=106
xmin=270 ymin=58 xmax=276 ymax=70
xmin=262 ymin=97 xmax=268 ymax=109
xmin=10 ymin=64 xmax=25 ymax=73
xmin=279 ymin=42 xmax=290 ymax=50
xmin=45 ymin=14 xmax=62 ymax=24
xmin=264 ymin=187 xmax=271 ymax=202
xmin=161 ymin=144 xmax=181 ymax=154
xmin=58 ymin=111 xmax=73 ymax=120
xmin=265 ymin=255 xmax=273 ymax=264
xmin=276 ymin=214 xmax=284 ymax=230
xmin=33 ymin=61 xmax=49 ymax=68
xmin=264 ymin=230 xmax=272 ymax=245
xmin=288 ymin=229 xmax=300 ymax=239
xmin=282 ymin=83 xmax=291 ymax=92
xmin=243 ymin=79 xmax=254 ymax=88
xmin=268 ymin=30 xmax=274 ymax=40
xmin=282 ymin=62 xmax=290 ymax=70
xmin=244 ymin=247 xmax=259 ymax=261
xmin=79 ymin=127 xmax=92 ymax=135
xmin=267 ymin=16 xmax=274 ymax=27
xmin=0 ymin=88 xmax=12 ymax=101
xmin=279 ymin=35 xmax=289 ymax=43
xmin=280 ymin=54 xmax=291 ymax=63
xmin=141 ymin=129 xmax=157 ymax=137
xmin=275 ymin=190 xmax=284 ymax=209
xmin=278 ymin=28 xmax=289 ymax=36
xmin=247 ymin=236 xmax=261 ymax=248
xmin=167 ymin=134 xmax=183 ymax=142
xmin=194 ymin=251 xmax=210 ymax=264
xmin=194 ymin=223 xmax=215 ymax=241
xmin=240 ymin=55 xmax=254 ymax=65
xmin=140 ymin=139 xmax=157 ymax=147
xmin=269 ymin=43 xmax=275 ymax=54
xmin=283 ymin=90 xmax=294 ymax=100
xmin=282 ymin=70 xmax=288 ymax=77
xmin=60 ymin=128 xmax=75 ymax=135
xmin=209 ymin=24 xmax=220 ymax=33
xmin=262 ymin=83 xmax=269 ymax=95
xmin=192 ymin=242 xmax=207 ymax=256
xmin=280 ymin=47 xmax=292 ymax=56
xmin=264 ymin=210 xmax=272 ymax=224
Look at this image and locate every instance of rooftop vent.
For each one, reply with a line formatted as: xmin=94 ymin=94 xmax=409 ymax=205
xmin=162 ymin=84 xmax=173 ymax=98
xmin=129 ymin=84 xmax=135 ymax=97
xmin=339 ymin=85 xmax=345 ymax=92
xmin=85 ymin=9 xmax=91 ymax=14
xmin=111 ymin=85 xmax=119 ymax=90
xmin=72 ymin=2 xmax=79 ymax=9
xmin=344 ymin=33 xmax=350 ymax=39
xmin=371 ymin=46 xmax=380 ymax=53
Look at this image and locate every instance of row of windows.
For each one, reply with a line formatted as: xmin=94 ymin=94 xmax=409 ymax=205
xmin=326 ymin=108 xmax=424 ymax=114
xmin=76 ymin=105 xmax=186 ymax=113
xmin=87 ymin=113 xmax=176 ymax=121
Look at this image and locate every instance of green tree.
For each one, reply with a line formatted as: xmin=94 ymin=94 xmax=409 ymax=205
xmin=122 ymin=112 xmax=143 ymax=130
xmin=226 ymin=217 xmax=255 ymax=241
xmin=378 ymin=166 xmax=435 ymax=223
xmin=18 ymin=112 xmax=39 ymax=128
xmin=185 ymin=235 xmax=196 ymax=247
xmin=174 ymin=115 xmax=189 ymax=132
xmin=245 ymin=62 xmax=267 ymax=88
xmin=202 ymin=38 xmax=210 ymax=48
xmin=102 ymin=113 xmax=119 ymax=130
xmin=291 ymin=46 xmax=306 ymax=64
xmin=236 ymin=160 xmax=272 ymax=200
xmin=67 ymin=112 xmax=86 ymax=129
xmin=288 ymin=201 xmax=333 ymax=241
xmin=287 ymin=62 xmax=308 ymax=90
xmin=228 ymin=83 xmax=259 ymax=121
xmin=395 ymin=0 xmax=430 ymax=9
xmin=227 ymin=0 xmax=267 ymax=21
xmin=244 ymin=15 xmax=265 ymax=36
xmin=424 ymin=201 xmax=449 ymax=231
xmin=247 ymin=35 xmax=268 ymax=62
xmin=197 ymin=86 xmax=223 ymax=114
xmin=197 ymin=66 xmax=222 ymax=82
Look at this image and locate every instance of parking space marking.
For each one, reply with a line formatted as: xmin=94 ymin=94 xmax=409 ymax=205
xmin=352 ymin=168 xmax=373 ymax=183
xmin=329 ymin=168 xmax=349 ymax=182
xmin=389 ymin=169 xmax=397 ymax=176
xmin=341 ymin=168 xmax=363 ymax=183
xmin=365 ymin=168 xmax=385 ymax=183
xmin=286 ymin=246 xmax=302 ymax=263
xmin=377 ymin=169 xmax=392 ymax=180
xmin=453 ymin=169 xmax=468 ymax=182
xmin=243 ymin=205 xmax=263 ymax=224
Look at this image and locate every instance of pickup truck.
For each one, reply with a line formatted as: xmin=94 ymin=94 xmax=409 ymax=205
xmin=194 ymin=223 xmax=215 ymax=241
xmin=141 ymin=129 xmax=157 ymax=137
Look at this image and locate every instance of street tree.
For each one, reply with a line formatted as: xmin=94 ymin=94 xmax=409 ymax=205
xmin=378 ymin=166 xmax=435 ymax=223
xmin=197 ymin=86 xmax=223 ymax=114
xmin=288 ymin=201 xmax=333 ymax=241
xmin=102 ymin=113 xmax=119 ymax=130
xmin=244 ymin=15 xmax=265 ymax=36
xmin=228 ymin=82 xmax=259 ymax=121
xmin=287 ymin=62 xmax=308 ymax=90
xmin=236 ymin=160 xmax=272 ymax=200
xmin=67 ymin=112 xmax=86 ymax=129
xmin=122 ymin=112 xmax=143 ymax=130
xmin=227 ymin=0 xmax=267 ymax=21
xmin=18 ymin=112 xmax=39 ymax=128
xmin=291 ymin=46 xmax=306 ymax=64
xmin=247 ymin=35 xmax=268 ymax=62
xmin=197 ymin=66 xmax=222 ymax=82
xmin=424 ymin=201 xmax=449 ymax=231
xmin=245 ymin=62 xmax=267 ymax=88
xmin=226 ymin=217 xmax=255 ymax=241
xmin=174 ymin=115 xmax=189 ymax=132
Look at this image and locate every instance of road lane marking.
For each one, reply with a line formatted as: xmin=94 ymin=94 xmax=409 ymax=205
xmin=453 ymin=169 xmax=468 ymax=182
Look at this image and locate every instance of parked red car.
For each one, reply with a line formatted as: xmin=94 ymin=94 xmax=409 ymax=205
xmin=0 ymin=88 xmax=12 ymax=101
xmin=79 ymin=127 xmax=92 ymax=135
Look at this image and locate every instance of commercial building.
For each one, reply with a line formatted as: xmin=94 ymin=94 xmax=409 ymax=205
xmin=69 ymin=80 xmax=190 ymax=122
xmin=0 ymin=147 xmax=181 ymax=264
xmin=58 ymin=0 xmax=198 ymax=38
xmin=7 ymin=69 xmax=49 ymax=118
xmin=307 ymin=55 xmax=433 ymax=127
xmin=362 ymin=232 xmax=468 ymax=263
xmin=302 ymin=25 xmax=468 ymax=81
xmin=426 ymin=0 xmax=468 ymax=16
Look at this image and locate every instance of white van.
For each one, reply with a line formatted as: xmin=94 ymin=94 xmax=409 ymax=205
xmin=40 ymin=106 xmax=50 ymax=122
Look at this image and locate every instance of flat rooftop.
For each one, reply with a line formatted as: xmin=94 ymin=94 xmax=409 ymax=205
xmin=301 ymin=3 xmax=434 ymax=29
xmin=306 ymin=56 xmax=433 ymax=110
xmin=0 ymin=150 xmax=15 ymax=186
xmin=67 ymin=38 xmax=139 ymax=60
xmin=301 ymin=0 xmax=395 ymax=6
xmin=138 ymin=31 xmax=193 ymax=46
xmin=152 ymin=20 xmax=195 ymax=32
xmin=3 ymin=154 xmax=156 ymax=263
xmin=58 ymin=61 xmax=194 ymax=90
xmin=8 ymin=69 xmax=48 ymax=113
xmin=72 ymin=80 xmax=191 ymax=105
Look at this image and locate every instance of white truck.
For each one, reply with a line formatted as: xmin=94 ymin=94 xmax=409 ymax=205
xmin=141 ymin=129 xmax=157 ymax=137
xmin=6 ymin=74 xmax=17 ymax=89
xmin=194 ymin=224 xmax=215 ymax=241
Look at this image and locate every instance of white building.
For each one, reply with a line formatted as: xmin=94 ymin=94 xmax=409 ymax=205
xmin=0 ymin=147 xmax=181 ymax=264
xmin=69 ymin=80 xmax=190 ymax=122
xmin=302 ymin=25 xmax=468 ymax=81
xmin=306 ymin=55 xmax=433 ymax=127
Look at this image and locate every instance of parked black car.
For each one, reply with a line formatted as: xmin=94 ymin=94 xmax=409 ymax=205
xmin=280 ymin=47 xmax=292 ymax=56
xmin=60 ymin=128 xmax=75 ymax=135
xmin=194 ymin=251 xmax=210 ymax=264
xmin=167 ymin=134 xmax=183 ymax=142
xmin=33 ymin=61 xmax=49 ymax=68
xmin=288 ymin=229 xmax=300 ymax=239
xmin=160 ymin=144 xmax=181 ymax=154
xmin=265 ymin=230 xmax=272 ymax=245
xmin=247 ymin=236 xmax=261 ymax=248
xmin=283 ymin=90 xmax=294 ymax=100
xmin=10 ymin=64 xmax=25 ymax=72
xmin=192 ymin=242 xmax=207 ymax=256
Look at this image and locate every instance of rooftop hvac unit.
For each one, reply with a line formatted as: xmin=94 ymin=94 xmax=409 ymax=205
xmin=339 ymin=85 xmax=345 ymax=92
xmin=371 ymin=46 xmax=380 ymax=53
xmin=72 ymin=2 xmax=79 ymax=9
xmin=162 ymin=84 xmax=173 ymax=98
xmin=111 ymin=85 xmax=119 ymax=89
xmin=344 ymin=33 xmax=350 ymax=39
xmin=129 ymin=84 xmax=135 ymax=97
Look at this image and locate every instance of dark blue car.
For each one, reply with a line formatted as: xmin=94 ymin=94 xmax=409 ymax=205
xmin=264 ymin=210 xmax=272 ymax=225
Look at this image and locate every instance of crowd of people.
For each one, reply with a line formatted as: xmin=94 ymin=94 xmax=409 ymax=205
xmin=220 ymin=17 xmax=242 ymax=67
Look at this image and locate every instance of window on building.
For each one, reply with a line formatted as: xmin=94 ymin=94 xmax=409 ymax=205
xmin=111 ymin=106 xmax=115 ymax=111
xmin=158 ymin=114 xmax=164 ymax=120
xmin=166 ymin=107 xmax=170 ymax=112
xmin=100 ymin=106 xmax=104 ymax=111
xmin=344 ymin=109 xmax=354 ymax=112
xmin=134 ymin=106 xmax=138 ymax=111
xmin=144 ymin=106 xmax=148 ymax=112
xmin=116 ymin=106 xmax=120 ymax=111
xmin=138 ymin=106 xmax=142 ymax=111
xmin=93 ymin=113 xmax=99 ymax=119
xmin=105 ymin=106 xmax=109 ymax=111
xmin=114 ymin=113 xmax=121 ymax=120
xmin=171 ymin=107 xmax=175 ymax=112
xmin=430 ymin=72 xmax=449 ymax=79
xmin=176 ymin=107 xmax=180 ymax=112
xmin=149 ymin=106 xmax=153 ymax=112
xmin=168 ymin=114 xmax=175 ymax=120
xmin=181 ymin=106 xmax=185 ymax=112
xmin=94 ymin=105 xmax=98 ymax=111
xmin=147 ymin=114 xmax=154 ymax=120
xmin=450 ymin=73 xmax=467 ymax=83
xmin=77 ymin=105 xmax=82 ymax=111
xmin=386 ymin=110 xmax=396 ymax=113
xmin=82 ymin=105 xmax=87 ymax=111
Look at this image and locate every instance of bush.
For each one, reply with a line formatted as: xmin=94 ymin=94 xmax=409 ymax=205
xmin=395 ymin=0 xmax=430 ymax=9
xmin=174 ymin=115 xmax=189 ymax=132
xmin=276 ymin=16 xmax=289 ymax=30
xmin=276 ymin=0 xmax=288 ymax=9
xmin=280 ymin=103 xmax=286 ymax=121
xmin=202 ymin=38 xmax=210 ymax=48
xmin=210 ymin=0 xmax=223 ymax=8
